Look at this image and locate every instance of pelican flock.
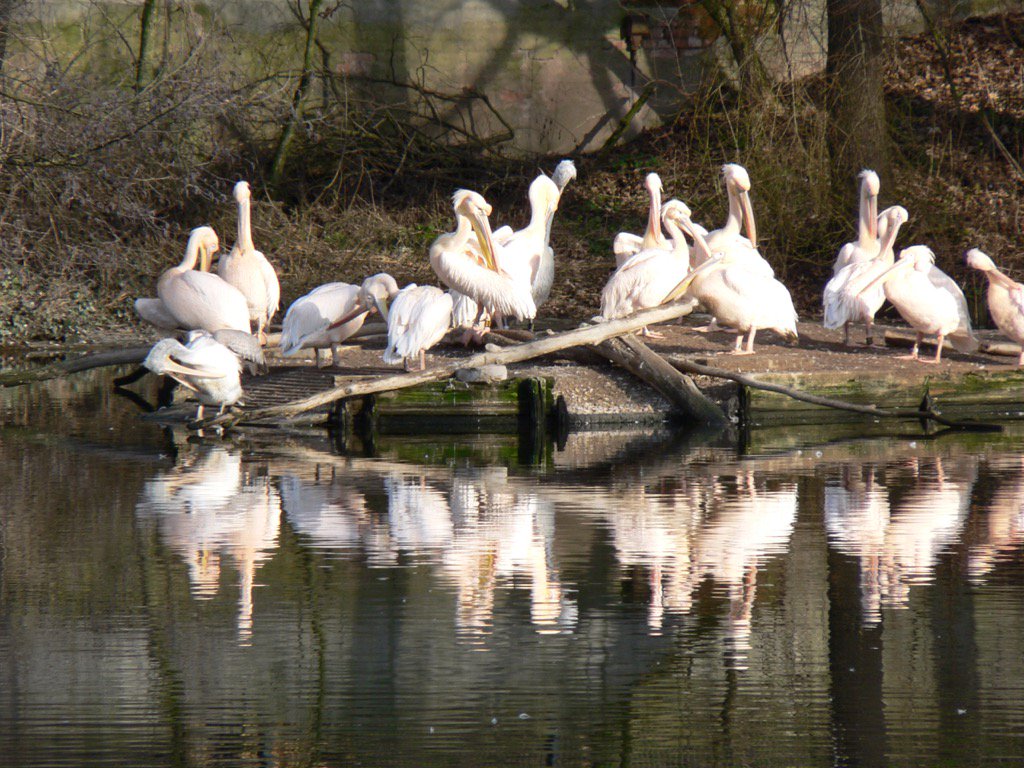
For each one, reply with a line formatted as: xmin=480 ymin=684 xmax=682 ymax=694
xmin=132 ymin=164 xmax=1010 ymax=426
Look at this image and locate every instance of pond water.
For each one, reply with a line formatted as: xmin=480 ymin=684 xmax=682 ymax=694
xmin=2 ymin=367 xmax=1024 ymax=767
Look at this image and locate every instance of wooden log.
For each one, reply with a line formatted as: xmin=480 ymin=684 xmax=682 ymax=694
xmin=0 ymin=345 xmax=153 ymax=387
xmin=665 ymin=354 xmax=1002 ymax=431
xmin=885 ymin=328 xmax=1022 ymax=360
xmin=591 ymin=336 xmax=727 ymax=426
xmin=204 ymin=300 xmax=701 ymax=428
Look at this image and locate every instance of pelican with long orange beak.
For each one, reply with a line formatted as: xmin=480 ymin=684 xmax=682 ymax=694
xmin=138 ymin=227 xmax=252 ymax=335
xmin=832 ymin=170 xmax=881 ymax=275
xmin=429 ymin=189 xmax=536 ymax=329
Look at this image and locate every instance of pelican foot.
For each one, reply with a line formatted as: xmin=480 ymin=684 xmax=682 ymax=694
xmin=729 ymin=349 xmax=756 ymax=356
xmin=639 ymin=327 xmax=664 ymax=339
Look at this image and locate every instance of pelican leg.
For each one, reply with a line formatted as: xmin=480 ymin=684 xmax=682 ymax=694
xmin=691 ymin=318 xmax=720 ymax=334
xmin=730 ymin=328 xmax=756 ymax=356
xmin=899 ymin=332 xmax=923 ymax=361
xmin=331 ymin=345 xmax=343 ymax=368
xmin=1018 ymin=350 xmax=1024 ymax=367
xmin=864 ymin=318 xmax=875 ymax=347
xmin=928 ymin=334 xmax=945 ymax=364
xmin=419 ymin=350 xmax=427 ymax=370
xmin=843 ymin=321 xmax=851 ymax=347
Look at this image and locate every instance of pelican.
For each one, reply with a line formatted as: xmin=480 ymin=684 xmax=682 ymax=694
xmin=218 ymin=181 xmax=281 ymax=343
xmin=664 ymin=243 xmax=798 ymax=355
xmin=429 ymin=189 xmax=536 ymax=326
xmin=600 ymin=199 xmax=691 ymax=332
xmin=531 ymin=158 xmax=576 ymax=309
xmin=823 ymin=205 xmax=909 ymax=346
xmin=453 ymin=160 xmax=575 ymax=330
xmin=966 ymin=248 xmax=1024 ymax=366
xmin=495 ymin=172 xmax=561 ymax=309
xmin=858 ymin=245 xmax=978 ymax=363
xmin=702 ymin=163 xmax=771 ymax=277
xmin=612 ymin=172 xmax=670 ymax=266
xmin=147 ymin=226 xmax=251 ymax=334
xmin=832 ymin=170 xmax=881 ymax=274
xmin=325 ymin=272 xmax=400 ymax=335
xmin=383 ymin=284 xmax=454 ymax=370
xmin=143 ymin=330 xmax=244 ymax=421
xmin=280 ymin=281 xmax=367 ymax=367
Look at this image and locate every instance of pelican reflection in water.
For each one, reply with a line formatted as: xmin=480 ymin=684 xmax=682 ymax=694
xmin=136 ymin=444 xmax=281 ymax=643
xmin=825 ymin=458 xmax=974 ymax=624
xmin=694 ymin=473 xmax=798 ymax=667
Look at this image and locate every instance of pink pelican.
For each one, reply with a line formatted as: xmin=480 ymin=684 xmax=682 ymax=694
xmin=280 ymin=282 xmax=369 ymax=367
xmin=141 ymin=226 xmax=252 ymax=335
xmin=429 ymin=189 xmax=536 ymax=327
xmin=966 ymin=248 xmax=1024 ymax=366
xmin=858 ymin=245 xmax=978 ymax=363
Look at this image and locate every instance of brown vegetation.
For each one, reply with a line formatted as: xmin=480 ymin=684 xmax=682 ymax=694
xmin=0 ymin=9 xmax=1020 ymax=345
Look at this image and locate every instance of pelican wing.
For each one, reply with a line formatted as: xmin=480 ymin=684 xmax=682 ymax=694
xmin=385 ymin=286 xmax=453 ymax=364
xmin=613 ymin=232 xmax=643 ymax=264
xmin=135 ymin=297 xmax=181 ymax=331
xmin=721 ymin=267 xmax=798 ymax=334
xmin=255 ymin=249 xmax=281 ymax=321
xmin=431 ymin=247 xmax=536 ymax=321
xmin=928 ymin=265 xmax=978 ymax=350
xmin=164 ymin=270 xmax=251 ymax=333
xmin=211 ymin=329 xmax=266 ymax=370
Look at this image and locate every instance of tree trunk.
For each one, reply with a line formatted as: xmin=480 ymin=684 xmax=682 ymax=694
xmin=270 ymin=0 xmax=325 ymax=188
xmin=826 ymin=0 xmax=888 ymax=184
xmin=135 ymin=0 xmax=159 ymax=92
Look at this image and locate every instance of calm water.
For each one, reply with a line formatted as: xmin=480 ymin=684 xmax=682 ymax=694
xmin=2 ymin=367 xmax=1024 ymax=767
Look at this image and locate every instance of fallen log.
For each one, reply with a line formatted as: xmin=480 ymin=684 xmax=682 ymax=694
xmin=0 ymin=345 xmax=153 ymax=387
xmin=666 ymin=355 xmax=1002 ymax=431
xmin=885 ymin=329 xmax=1022 ymax=361
xmin=591 ymin=335 xmax=727 ymax=426
xmin=202 ymin=300 xmax=702 ymax=429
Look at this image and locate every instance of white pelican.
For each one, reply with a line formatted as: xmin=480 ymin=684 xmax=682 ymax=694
xmin=600 ymin=199 xmax=691 ymax=332
xmin=280 ymin=281 xmax=366 ymax=367
xmin=453 ymin=160 xmax=576 ymax=330
xmin=664 ymin=244 xmax=798 ymax=355
xmin=966 ymin=248 xmax=1024 ymax=366
xmin=217 ymin=181 xmax=281 ymax=343
xmin=429 ymin=189 xmax=536 ymax=326
xmin=383 ymin=284 xmax=454 ymax=370
xmin=831 ymin=170 xmax=881 ymax=274
xmin=823 ymin=205 xmax=909 ymax=346
xmin=531 ymin=158 xmax=576 ymax=309
xmin=143 ymin=330 xmax=244 ymax=420
xmin=612 ymin=172 xmax=670 ymax=266
xmin=858 ymin=245 xmax=978 ymax=363
xmin=496 ymin=172 xmax=561 ymax=308
xmin=149 ymin=226 xmax=251 ymax=334
xmin=702 ymin=163 xmax=771 ymax=277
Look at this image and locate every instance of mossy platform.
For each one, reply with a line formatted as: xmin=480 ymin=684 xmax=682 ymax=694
xmin=150 ymin=316 xmax=1024 ymax=433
